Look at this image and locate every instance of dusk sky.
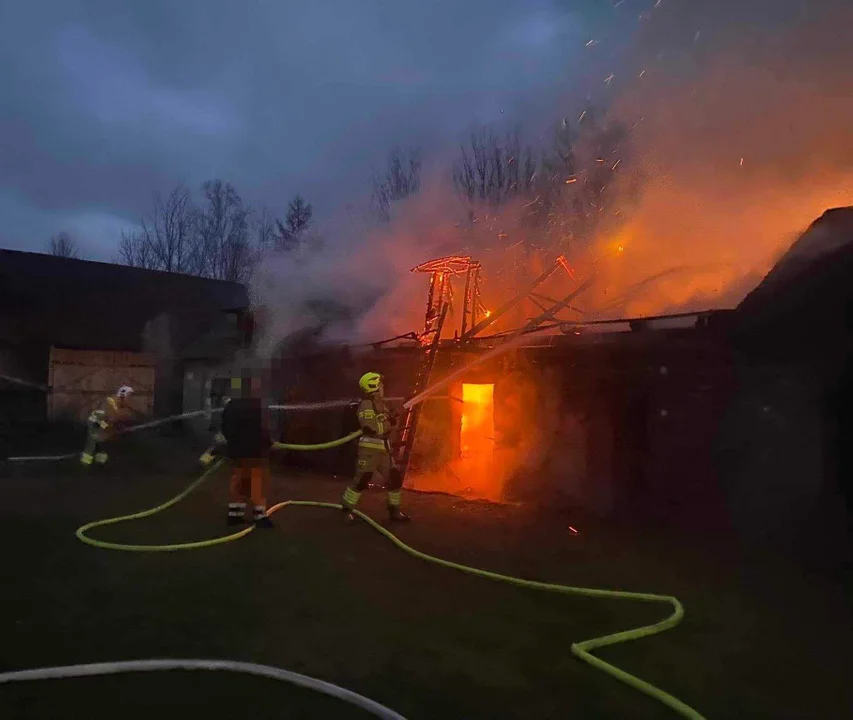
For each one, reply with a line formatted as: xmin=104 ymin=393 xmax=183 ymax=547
xmin=1 ymin=0 xmax=845 ymax=261
xmin=1 ymin=0 xmax=623 ymax=260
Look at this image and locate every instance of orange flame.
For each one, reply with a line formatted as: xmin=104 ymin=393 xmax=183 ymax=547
xmin=456 ymin=383 xmax=501 ymax=501
xmin=460 ymin=383 xmax=495 ymax=459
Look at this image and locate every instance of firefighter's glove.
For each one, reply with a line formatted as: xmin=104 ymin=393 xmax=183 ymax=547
xmin=199 ymin=452 xmax=215 ymax=466
xmin=99 ymin=421 xmax=110 ymax=430
xmin=214 ymin=433 xmax=226 ymax=445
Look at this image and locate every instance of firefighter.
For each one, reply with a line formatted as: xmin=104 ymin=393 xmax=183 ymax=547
xmin=221 ymin=372 xmax=274 ymax=528
xmin=341 ymin=372 xmax=410 ymax=523
xmin=199 ymin=395 xmax=230 ymax=467
xmin=80 ymin=386 xmax=134 ymax=466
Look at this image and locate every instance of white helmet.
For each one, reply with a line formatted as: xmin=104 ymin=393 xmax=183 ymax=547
xmin=116 ymin=386 xmax=134 ymax=398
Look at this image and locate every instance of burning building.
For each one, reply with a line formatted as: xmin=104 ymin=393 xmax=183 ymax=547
xmin=271 ymin=207 xmax=853 ymax=567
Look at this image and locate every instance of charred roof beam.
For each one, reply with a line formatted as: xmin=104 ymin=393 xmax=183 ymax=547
xmin=460 ymin=258 xmax=563 ymax=340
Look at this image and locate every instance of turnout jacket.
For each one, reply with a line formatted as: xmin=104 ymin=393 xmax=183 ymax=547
xmin=357 ymin=396 xmax=396 ymax=452
xmin=88 ymin=396 xmax=127 ymax=431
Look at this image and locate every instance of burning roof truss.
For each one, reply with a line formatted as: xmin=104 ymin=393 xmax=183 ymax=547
xmin=411 ymin=254 xmax=594 ymax=345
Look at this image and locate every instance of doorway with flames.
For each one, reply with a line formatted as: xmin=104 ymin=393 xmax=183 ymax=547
xmin=404 ymin=362 xmax=573 ymax=504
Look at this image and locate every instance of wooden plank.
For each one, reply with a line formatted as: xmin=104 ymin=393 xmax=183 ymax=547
xmin=50 ymin=347 xmax=156 ymax=367
xmin=48 ymin=347 xmax=157 ymax=421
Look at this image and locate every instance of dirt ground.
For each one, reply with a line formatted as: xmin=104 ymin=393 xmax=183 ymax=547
xmin=1 ymin=437 xmax=852 ymax=719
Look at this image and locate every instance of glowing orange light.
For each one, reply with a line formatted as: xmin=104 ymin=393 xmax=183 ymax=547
xmin=411 ymin=256 xmax=479 ymax=275
xmin=460 ymin=384 xmax=495 ymax=458
xmin=484 ymin=310 xmax=491 ymax=318
xmin=557 ymin=255 xmax=577 ymax=280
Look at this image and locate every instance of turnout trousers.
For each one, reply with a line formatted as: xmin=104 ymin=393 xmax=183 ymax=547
xmin=229 ymin=458 xmax=271 ymax=521
xmin=341 ymin=438 xmax=404 ymax=511
xmin=80 ymin=425 xmax=109 ymax=466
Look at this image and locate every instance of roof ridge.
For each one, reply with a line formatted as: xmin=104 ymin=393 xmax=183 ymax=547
xmin=0 ymin=248 xmax=245 ymax=288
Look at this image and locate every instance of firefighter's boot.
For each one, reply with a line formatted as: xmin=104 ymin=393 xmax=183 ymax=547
xmin=341 ymin=486 xmax=362 ymax=524
xmin=227 ymin=503 xmax=246 ymax=526
xmin=388 ymin=506 xmax=411 ymax=523
xmin=253 ymin=507 xmax=274 ymax=529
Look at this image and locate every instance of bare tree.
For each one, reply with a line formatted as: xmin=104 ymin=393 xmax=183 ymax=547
xmin=195 ymin=179 xmax=254 ymax=283
xmin=275 ymin=194 xmax=314 ymax=251
xmin=118 ymin=183 xmax=200 ymax=274
xmin=48 ymin=231 xmax=82 ymax=259
xmin=118 ymin=180 xmax=264 ymax=283
xmin=371 ymin=146 xmax=422 ymax=223
xmin=118 ymin=230 xmax=158 ymax=269
xmin=573 ymin=111 xmax=629 ymax=241
xmin=529 ymin=107 xmax=633 ymax=250
xmin=254 ymin=207 xmax=278 ymax=253
xmin=453 ymin=126 xmax=537 ymax=206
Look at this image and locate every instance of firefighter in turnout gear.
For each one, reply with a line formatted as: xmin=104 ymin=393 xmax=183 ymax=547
xmin=221 ymin=373 xmax=274 ymax=528
xmin=341 ymin=372 xmax=410 ymax=523
xmin=80 ymin=386 xmax=134 ymax=466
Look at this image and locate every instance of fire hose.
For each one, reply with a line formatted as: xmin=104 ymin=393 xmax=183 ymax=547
xmin=3 ymin=408 xmax=706 ymax=719
xmin=3 ymin=398 xmax=412 ymax=463
xmin=64 ymin=457 xmax=705 ymax=719
xmin=0 ymin=659 xmax=406 ymax=720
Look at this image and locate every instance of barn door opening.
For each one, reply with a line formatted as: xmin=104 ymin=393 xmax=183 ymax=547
xmin=458 ymin=383 xmax=498 ymax=499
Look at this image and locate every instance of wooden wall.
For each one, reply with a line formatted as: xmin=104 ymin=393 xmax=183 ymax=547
xmin=48 ymin=347 xmax=155 ymax=422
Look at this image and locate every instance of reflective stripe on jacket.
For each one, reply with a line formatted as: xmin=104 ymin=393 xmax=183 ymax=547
xmin=358 ymin=397 xmax=392 ymax=453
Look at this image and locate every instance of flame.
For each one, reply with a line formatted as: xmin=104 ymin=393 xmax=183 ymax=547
xmin=405 ymin=382 xmax=502 ymax=502
xmin=457 ymin=383 xmax=500 ymax=500
xmin=460 ymin=383 xmax=494 ymax=457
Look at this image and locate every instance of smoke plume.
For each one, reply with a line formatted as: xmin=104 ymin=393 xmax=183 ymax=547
xmin=582 ymin=0 xmax=853 ymax=317
xmin=253 ymin=0 xmax=853 ymax=348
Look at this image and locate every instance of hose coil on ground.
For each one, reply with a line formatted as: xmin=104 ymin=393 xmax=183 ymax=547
xmin=70 ymin=453 xmax=705 ymax=719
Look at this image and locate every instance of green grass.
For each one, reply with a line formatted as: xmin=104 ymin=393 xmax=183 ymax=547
xmin=1 ymin=444 xmax=852 ymax=719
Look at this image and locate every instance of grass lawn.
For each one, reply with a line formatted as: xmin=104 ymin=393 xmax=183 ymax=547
xmin=1 ymin=437 xmax=852 ymax=719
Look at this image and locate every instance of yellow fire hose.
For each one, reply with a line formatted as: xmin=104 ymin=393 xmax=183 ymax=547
xmin=70 ymin=432 xmax=705 ymax=719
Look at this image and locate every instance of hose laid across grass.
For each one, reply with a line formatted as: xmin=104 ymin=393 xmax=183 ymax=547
xmin=75 ymin=460 xmax=254 ymax=552
xmin=0 ymin=659 xmax=406 ymax=720
xmin=65 ymin=434 xmax=703 ymax=719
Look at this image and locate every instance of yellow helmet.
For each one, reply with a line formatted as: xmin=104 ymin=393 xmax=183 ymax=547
xmin=359 ymin=372 xmax=383 ymax=395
